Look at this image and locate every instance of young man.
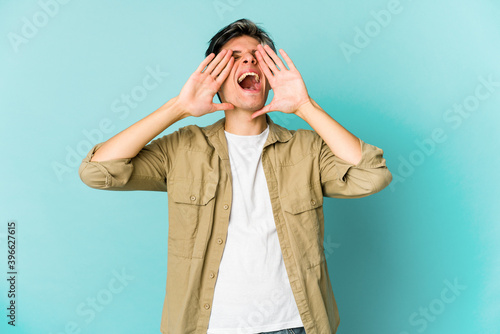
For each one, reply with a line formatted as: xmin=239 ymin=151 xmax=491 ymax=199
xmin=79 ymin=19 xmax=392 ymax=334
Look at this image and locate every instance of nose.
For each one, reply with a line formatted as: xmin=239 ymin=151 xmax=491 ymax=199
xmin=241 ymin=52 xmax=257 ymax=65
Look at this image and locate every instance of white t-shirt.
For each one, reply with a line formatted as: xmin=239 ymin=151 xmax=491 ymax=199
xmin=207 ymin=123 xmax=303 ymax=334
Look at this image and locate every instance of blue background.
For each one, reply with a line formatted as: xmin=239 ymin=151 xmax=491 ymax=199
xmin=1 ymin=0 xmax=499 ymax=333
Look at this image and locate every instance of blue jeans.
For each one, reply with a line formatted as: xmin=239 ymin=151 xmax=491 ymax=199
xmin=259 ymin=327 xmax=306 ymax=334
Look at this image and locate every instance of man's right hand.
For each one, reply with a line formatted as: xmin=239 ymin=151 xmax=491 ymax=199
xmin=176 ymin=49 xmax=235 ymax=118
xmin=89 ymin=50 xmax=235 ymax=162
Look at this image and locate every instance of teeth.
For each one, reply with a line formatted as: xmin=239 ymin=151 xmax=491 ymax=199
xmin=238 ymin=72 xmax=260 ymax=83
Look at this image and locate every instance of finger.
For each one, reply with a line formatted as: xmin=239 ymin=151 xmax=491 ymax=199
xmin=196 ymin=53 xmax=215 ymax=73
xmin=204 ymin=49 xmax=228 ymax=74
xmin=279 ymin=49 xmax=296 ymax=71
xmin=212 ymin=102 xmax=234 ymax=111
xmin=257 ymin=44 xmax=279 ymax=73
xmin=264 ymin=44 xmax=287 ymax=71
xmin=216 ymin=56 xmax=234 ymax=84
xmin=256 ymin=51 xmax=275 ymax=80
xmin=251 ymin=105 xmax=272 ymax=119
xmin=212 ymin=49 xmax=233 ymax=77
xmin=257 ymin=44 xmax=279 ymax=70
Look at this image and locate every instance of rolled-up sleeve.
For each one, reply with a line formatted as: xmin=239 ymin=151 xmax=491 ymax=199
xmin=319 ymin=137 xmax=392 ymax=198
xmin=78 ymin=131 xmax=180 ymax=192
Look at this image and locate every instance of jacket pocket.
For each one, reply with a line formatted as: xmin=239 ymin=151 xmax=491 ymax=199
xmin=281 ymin=182 xmax=326 ymax=268
xmin=167 ymin=178 xmax=217 ymax=259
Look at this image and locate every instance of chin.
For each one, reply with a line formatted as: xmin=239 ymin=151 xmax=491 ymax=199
xmin=222 ymin=92 xmax=268 ymax=113
xmin=221 ymin=80 xmax=270 ymax=111
xmin=238 ymin=99 xmax=266 ymax=112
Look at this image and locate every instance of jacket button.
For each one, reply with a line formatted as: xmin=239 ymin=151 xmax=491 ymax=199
xmin=217 ymin=238 xmax=223 ymax=245
xmin=223 ymin=204 xmax=229 ymax=210
xmin=310 ymin=199 xmax=316 ymax=206
xmin=190 ymin=195 xmax=196 ymax=201
xmin=204 ymin=303 xmax=210 ymax=310
xmin=209 ymin=272 xmax=215 ymax=279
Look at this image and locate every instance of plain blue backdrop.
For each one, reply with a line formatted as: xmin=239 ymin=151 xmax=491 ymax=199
xmin=1 ymin=0 xmax=499 ymax=333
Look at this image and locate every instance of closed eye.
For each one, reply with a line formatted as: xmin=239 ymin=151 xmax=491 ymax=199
xmin=231 ymin=50 xmax=257 ymax=60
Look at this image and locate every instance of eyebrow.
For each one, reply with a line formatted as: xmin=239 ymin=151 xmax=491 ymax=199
xmin=231 ymin=50 xmax=257 ymax=55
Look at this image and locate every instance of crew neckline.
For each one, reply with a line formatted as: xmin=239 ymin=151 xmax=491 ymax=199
xmin=224 ymin=123 xmax=269 ymax=138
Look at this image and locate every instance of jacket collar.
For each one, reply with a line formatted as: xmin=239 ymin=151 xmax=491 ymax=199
xmin=202 ymin=113 xmax=293 ymax=147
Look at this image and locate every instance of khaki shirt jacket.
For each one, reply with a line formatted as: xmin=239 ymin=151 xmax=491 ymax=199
xmin=79 ymin=113 xmax=392 ymax=334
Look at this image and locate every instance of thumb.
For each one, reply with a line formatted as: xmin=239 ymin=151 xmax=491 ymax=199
xmin=212 ymin=103 xmax=234 ymax=111
xmin=251 ymin=104 xmax=273 ymax=119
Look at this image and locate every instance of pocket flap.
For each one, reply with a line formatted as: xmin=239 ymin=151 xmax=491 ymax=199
xmin=282 ymin=183 xmax=324 ymax=214
xmin=170 ymin=179 xmax=217 ymax=205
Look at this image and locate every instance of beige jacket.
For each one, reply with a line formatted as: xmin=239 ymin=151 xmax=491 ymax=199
xmin=79 ymin=113 xmax=392 ymax=334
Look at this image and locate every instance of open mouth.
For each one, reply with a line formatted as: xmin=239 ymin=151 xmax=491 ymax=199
xmin=237 ymin=71 xmax=261 ymax=93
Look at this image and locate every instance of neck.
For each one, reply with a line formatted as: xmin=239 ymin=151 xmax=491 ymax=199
xmin=224 ymin=109 xmax=268 ymax=136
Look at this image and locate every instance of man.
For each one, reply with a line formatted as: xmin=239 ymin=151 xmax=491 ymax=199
xmin=79 ymin=18 xmax=392 ymax=334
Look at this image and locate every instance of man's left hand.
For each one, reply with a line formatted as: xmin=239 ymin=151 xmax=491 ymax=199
xmin=251 ymin=44 xmax=311 ymax=119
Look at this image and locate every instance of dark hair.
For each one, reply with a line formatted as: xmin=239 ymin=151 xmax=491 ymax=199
xmin=205 ymin=18 xmax=276 ymax=57
xmin=206 ymin=18 xmax=276 ymax=102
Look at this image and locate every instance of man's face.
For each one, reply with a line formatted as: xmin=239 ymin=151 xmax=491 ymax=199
xmin=218 ymin=35 xmax=271 ymax=112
